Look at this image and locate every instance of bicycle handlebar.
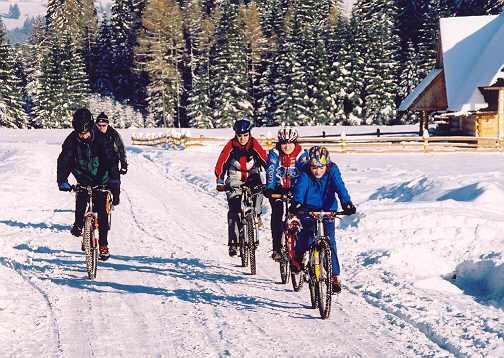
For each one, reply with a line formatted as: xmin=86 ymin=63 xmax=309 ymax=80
xmin=71 ymin=184 xmax=110 ymax=192
xmin=297 ymin=210 xmax=347 ymax=218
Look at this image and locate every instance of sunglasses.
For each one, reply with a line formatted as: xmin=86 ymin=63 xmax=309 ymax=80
xmin=237 ymin=133 xmax=250 ymax=138
xmin=97 ymin=123 xmax=108 ymax=128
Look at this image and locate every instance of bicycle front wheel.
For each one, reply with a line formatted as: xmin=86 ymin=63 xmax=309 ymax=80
xmin=291 ymin=252 xmax=304 ymax=292
xmin=279 ymin=232 xmax=290 ymax=284
xmin=246 ymin=215 xmax=256 ymax=275
xmin=82 ymin=215 xmax=98 ymax=280
xmin=316 ymin=241 xmax=333 ymax=319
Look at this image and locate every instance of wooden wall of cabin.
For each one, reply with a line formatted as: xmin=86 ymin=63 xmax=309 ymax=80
xmin=475 ymin=111 xmax=498 ymax=137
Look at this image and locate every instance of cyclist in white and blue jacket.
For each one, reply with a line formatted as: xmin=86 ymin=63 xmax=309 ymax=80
xmin=289 ymin=146 xmax=356 ymax=293
xmin=264 ymin=128 xmax=308 ymax=260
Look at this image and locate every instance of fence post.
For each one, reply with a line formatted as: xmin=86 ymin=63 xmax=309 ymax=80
xmin=340 ymin=132 xmax=346 ymax=153
xmin=423 ymin=130 xmax=430 ymax=153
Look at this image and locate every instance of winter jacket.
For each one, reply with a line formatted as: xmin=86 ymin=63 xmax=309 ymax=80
xmin=215 ymin=137 xmax=268 ymax=183
xmin=266 ymin=143 xmax=308 ymax=190
xmin=292 ymin=162 xmax=351 ymax=211
xmin=103 ymin=126 xmax=127 ymax=168
xmin=57 ymin=127 xmax=120 ymax=186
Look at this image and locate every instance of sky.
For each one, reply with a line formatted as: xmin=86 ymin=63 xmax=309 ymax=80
xmin=1 ymin=126 xmax=504 ymax=357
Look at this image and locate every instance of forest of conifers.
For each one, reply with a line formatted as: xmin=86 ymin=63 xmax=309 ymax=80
xmin=0 ymin=0 xmax=503 ymax=129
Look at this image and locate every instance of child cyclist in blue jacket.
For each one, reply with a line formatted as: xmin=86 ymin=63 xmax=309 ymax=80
xmin=265 ymin=127 xmax=308 ymax=260
xmin=289 ymin=146 xmax=356 ymax=293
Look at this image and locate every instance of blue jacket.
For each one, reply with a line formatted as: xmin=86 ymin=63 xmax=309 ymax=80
xmin=266 ymin=144 xmax=308 ymax=190
xmin=292 ymin=162 xmax=351 ymax=211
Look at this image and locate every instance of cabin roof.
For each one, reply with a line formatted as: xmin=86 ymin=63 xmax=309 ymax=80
xmin=442 ymin=12 xmax=504 ymax=112
xmin=399 ymin=68 xmax=442 ymax=111
xmin=400 ymin=12 xmax=504 ymax=113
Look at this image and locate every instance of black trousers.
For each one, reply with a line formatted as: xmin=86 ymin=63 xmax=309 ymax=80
xmin=268 ymin=197 xmax=284 ymax=252
xmin=75 ymin=190 xmax=109 ymax=246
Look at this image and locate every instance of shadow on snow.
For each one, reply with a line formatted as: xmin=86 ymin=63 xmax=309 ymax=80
xmin=11 ymin=244 xmax=307 ymax=314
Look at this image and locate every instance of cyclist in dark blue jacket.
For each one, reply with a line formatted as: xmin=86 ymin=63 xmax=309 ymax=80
xmin=289 ymin=146 xmax=356 ymax=293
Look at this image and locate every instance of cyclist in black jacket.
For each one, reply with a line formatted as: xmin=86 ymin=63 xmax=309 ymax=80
xmin=57 ymin=108 xmax=120 ymax=261
xmin=96 ymin=112 xmax=128 ymax=176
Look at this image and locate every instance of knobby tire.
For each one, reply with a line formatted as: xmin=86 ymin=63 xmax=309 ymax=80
xmin=309 ymin=247 xmax=319 ymax=309
xmin=291 ymin=252 xmax=305 ymax=292
xmin=240 ymin=220 xmax=249 ymax=268
xmin=247 ymin=215 xmax=256 ymax=275
xmin=279 ymin=232 xmax=290 ymax=284
xmin=83 ymin=215 xmax=98 ymax=280
xmin=316 ymin=241 xmax=333 ymax=319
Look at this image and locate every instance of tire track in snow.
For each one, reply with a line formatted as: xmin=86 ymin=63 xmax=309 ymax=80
xmin=0 ymin=257 xmax=63 ymax=357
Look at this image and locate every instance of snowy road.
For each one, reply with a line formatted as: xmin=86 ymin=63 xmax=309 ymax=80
xmin=1 ymin=129 xmax=504 ymax=357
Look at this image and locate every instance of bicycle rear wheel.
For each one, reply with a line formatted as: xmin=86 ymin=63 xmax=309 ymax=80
xmin=240 ymin=222 xmax=249 ymax=268
xmin=106 ymin=192 xmax=113 ymax=229
xmin=247 ymin=215 xmax=257 ymax=275
xmin=279 ymin=232 xmax=290 ymax=284
xmin=82 ymin=215 xmax=98 ymax=280
xmin=316 ymin=242 xmax=333 ymax=319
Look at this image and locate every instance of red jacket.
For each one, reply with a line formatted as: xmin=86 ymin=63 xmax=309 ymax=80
xmin=215 ymin=137 xmax=268 ymax=182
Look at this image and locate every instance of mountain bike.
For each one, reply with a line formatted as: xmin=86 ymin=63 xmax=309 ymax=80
xmin=270 ymin=191 xmax=295 ymax=284
xmin=292 ymin=210 xmax=345 ymax=320
xmin=226 ymin=183 xmax=263 ymax=275
xmin=72 ymin=184 xmax=113 ymax=280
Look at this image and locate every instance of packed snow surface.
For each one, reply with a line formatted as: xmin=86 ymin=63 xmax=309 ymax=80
xmin=1 ymin=127 xmax=504 ymax=357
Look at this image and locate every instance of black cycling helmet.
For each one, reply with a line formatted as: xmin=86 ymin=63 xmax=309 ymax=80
xmin=233 ymin=119 xmax=253 ymax=135
xmin=72 ymin=108 xmax=94 ymax=134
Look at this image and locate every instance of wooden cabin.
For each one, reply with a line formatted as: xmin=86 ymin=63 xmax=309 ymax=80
xmin=399 ymin=13 xmax=504 ymax=138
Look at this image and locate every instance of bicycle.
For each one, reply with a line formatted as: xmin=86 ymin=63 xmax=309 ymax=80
xmin=225 ymin=183 xmax=263 ymax=275
xmin=71 ymin=184 xmax=113 ymax=280
xmin=291 ymin=210 xmax=345 ymax=320
xmin=270 ymin=191 xmax=295 ymax=284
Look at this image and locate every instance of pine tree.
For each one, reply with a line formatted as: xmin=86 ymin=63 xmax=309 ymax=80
xmin=211 ymin=1 xmax=252 ymax=128
xmin=110 ymin=0 xmax=138 ymax=103
xmin=186 ymin=1 xmax=215 ymax=128
xmin=90 ymin=15 xmax=114 ymax=96
xmin=136 ymin=0 xmax=184 ymax=127
xmin=238 ymin=1 xmax=267 ymax=125
xmin=0 ymin=23 xmax=28 ymax=128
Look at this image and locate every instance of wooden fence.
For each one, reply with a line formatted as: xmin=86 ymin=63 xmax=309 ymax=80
xmin=131 ymin=132 xmax=504 ymax=153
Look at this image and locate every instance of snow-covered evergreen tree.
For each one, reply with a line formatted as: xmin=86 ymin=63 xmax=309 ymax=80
xmin=211 ymin=0 xmax=252 ymax=128
xmin=186 ymin=1 xmax=215 ymax=128
xmin=136 ymin=0 xmax=184 ymax=127
xmin=0 ymin=23 xmax=28 ymax=128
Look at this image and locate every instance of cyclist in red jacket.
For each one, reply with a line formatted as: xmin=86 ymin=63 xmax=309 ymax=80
xmin=215 ymin=120 xmax=268 ymax=257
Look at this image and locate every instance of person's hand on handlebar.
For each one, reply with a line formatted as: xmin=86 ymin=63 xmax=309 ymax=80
xmin=342 ymin=202 xmax=356 ymax=215
xmin=289 ymin=201 xmax=302 ymax=214
xmin=58 ymin=182 xmax=72 ymax=192
xmin=216 ymin=179 xmax=226 ymax=192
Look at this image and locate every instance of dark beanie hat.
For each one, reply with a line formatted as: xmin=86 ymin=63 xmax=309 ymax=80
xmin=96 ymin=112 xmax=109 ymax=123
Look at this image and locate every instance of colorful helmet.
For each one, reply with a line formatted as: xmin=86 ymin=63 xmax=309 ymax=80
xmin=277 ymin=127 xmax=298 ymax=143
xmin=233 ymin=119 xmax=253 ymax=135
xmin=308 ymin=146 xmax=329 ymax=167
xmin=72 ymin=108 xmax=94 ymax=134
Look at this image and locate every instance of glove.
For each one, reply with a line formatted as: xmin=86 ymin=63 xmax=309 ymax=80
xmin=120 ymin=161 xmax=128 ymax=175
xmin=108 ymin=180 xmax=120 ymax=205
xmin=216 ymin=179 xmax=226 ymax=192
xmin=342 ymin=202 xmax=356 ymax=215
xmin=58 ymin=182 xmax=72 ymax=192
xmin=288 ymin=201 xmax=302 ymax=214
